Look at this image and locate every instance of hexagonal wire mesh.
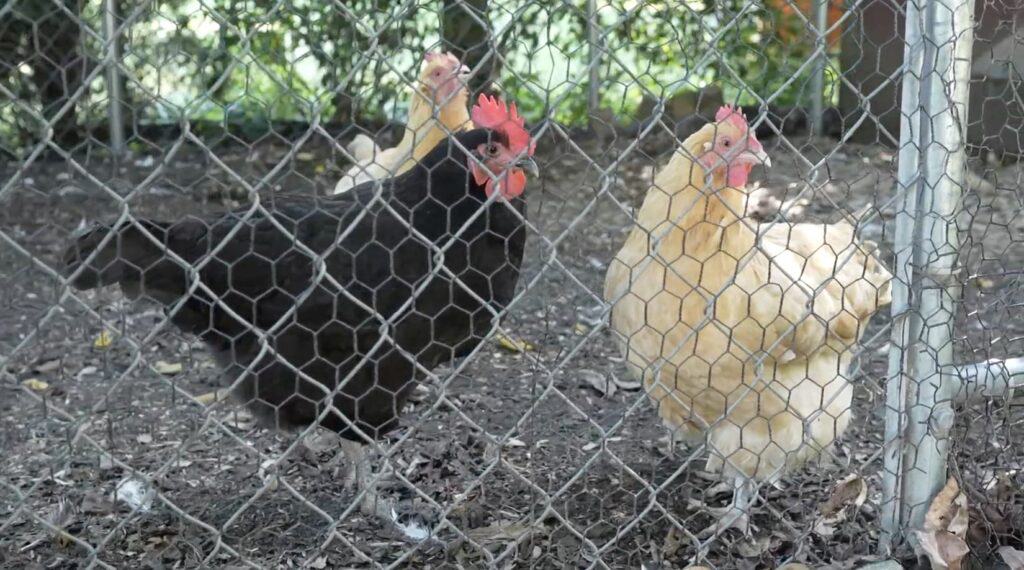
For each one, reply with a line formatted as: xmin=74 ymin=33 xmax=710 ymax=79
xmin=0 ymin=0 xmax=1021 ymax=567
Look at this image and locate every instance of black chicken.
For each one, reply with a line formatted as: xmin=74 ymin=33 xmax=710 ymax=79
xmin=62 ymin=95 xmax=537 ymax=535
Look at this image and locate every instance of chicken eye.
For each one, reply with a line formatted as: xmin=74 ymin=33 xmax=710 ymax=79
xmin=722 ymin=139 xmax=732 ymax=147
xmin=487 ymin=143 xmax=500 ymax=156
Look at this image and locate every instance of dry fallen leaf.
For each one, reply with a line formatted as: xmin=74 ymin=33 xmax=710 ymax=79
xmin=820 ymin=474 xmax=868 ymax=518
xmin=925 ymin=478 xmax=968 ymax=535
xmin=76 ymin=366 xmax=98 ymax=380
xmin=80 ymin=491 xmax=116 ymax=515
xmin=22 ymin=378 xmax=50 ymax=391
xmin=407 ymin=383 xmax=430 ymax=403
xmin=465 ymin=521 xmax=540 ymax=543
xmin=814 ymin=474 xmax=867 ymax=537
xmin=303 ymin=430 xmax=340 ymax=454
xmin=914 ymin=530 xmax=969 ymax=570
xmin=610 ymin=373 xmax=642 ymax=391
xmin=914 ymin=477 xmax=970 ymax=570
xmin=46 ymin=497 xmax=76 ymax=548
xmin=975 ymin=277 xmax=996 ymax=289
xmin=114 ymin=477 xmax=155 ymax=512
xmin=222 ymin=409 xmax=256 ymax=431
xmin=194 ymin=389 xmax=229 ymax=405
xmin=93 ymin=330 xmax=113 ymax=349
xmin=580 ymin=370 xmax=616 ymax=397
xmin=735 ymin=535 xmax=770 ymax=558
xmin=999 ymin=546 xmax=1024 ymax=570
xmin=34 ymin=359 xmax=60 ymax=374
xmin=494 ymin=333 xmax=534 ymax=353
xmin=154 ymin=361 xmax=183 ymax=375
xmin=661 ymin=527 xmax=686 ymax=559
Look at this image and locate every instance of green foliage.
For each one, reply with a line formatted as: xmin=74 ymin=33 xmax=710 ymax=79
xmin=0 ymin=0 xmax=832 ymax=151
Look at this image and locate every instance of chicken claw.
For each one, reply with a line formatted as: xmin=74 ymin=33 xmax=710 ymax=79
xmin=339 ymin=440 xmax=440 ymax=545
xmin=692 ymin=479 xmax=758 ymax=540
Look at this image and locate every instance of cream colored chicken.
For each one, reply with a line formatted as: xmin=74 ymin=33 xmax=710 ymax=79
xmin=603 ymin=105 xmax=892 ymax=537
xmin=333 ymin=51 xmax=472 ymax=194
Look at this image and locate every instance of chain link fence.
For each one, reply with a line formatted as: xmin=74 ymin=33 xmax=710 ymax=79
xmin=2 ymin=0 xmax=1023 ymax=568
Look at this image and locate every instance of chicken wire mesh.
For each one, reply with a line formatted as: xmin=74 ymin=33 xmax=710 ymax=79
xmin=0 ymin=0 xmax=1022 ymax=568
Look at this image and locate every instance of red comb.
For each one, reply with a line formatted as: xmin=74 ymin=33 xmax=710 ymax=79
xmin=471 ymin=94 xmax=534 ymax=156
xmin=424 ymin=51 xmax=459 ymax=65
xmin=715 ymin=104 xmax=748 ymax=131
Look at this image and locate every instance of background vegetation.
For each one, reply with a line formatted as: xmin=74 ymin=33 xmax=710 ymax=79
xmin=0 ymin=0 xmax=839 ymax=154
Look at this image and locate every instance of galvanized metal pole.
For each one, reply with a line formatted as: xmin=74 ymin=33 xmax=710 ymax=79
xmin=810 ymin=0 xmax=828 ymax=136
xmin=103 ymin=0 xmax=126 ymax=155
xmin=879 ymin=0 xmax=925 ymax=550
xmin=586 ymin=0 xmax=601 ymax=129
xmin=951 ymin=357 xmax=1024 ymax=403
xmin=881 ymin=0 xmax=974 ymax=551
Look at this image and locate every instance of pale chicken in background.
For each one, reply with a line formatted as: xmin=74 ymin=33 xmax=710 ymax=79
xmin=603 ymin=105 xmax=892 ymax=538
xmin=345 ymin=131 xmax=380 ymax=163
xmin=333 ymin=51 xmax=472 ymax=194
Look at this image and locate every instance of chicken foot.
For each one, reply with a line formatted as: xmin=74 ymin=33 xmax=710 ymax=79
xmin=339 ymin=439 xmax=437 ymax=544
xmin=339 ymin=439 xmax=398 ymax=518
xmin=695 ymin=478 xmax=758 ymax=539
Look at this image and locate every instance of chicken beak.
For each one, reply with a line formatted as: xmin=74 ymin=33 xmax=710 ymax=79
xmin=458 ymin=64 xmax=471 ymax=80
xmin=515 ymin=156 xmax=540 ymax=178
xmin=747 ymin=148 xmax=772 ymax=168
xmin=737 ymin=137 xmax=771 ymax=168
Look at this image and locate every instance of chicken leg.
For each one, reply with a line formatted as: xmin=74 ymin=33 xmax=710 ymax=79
xmin=339 ymin=439 xmax=437 ymax=544
xmin=695 ymin=478 xmax=758 ymax=539
xmin=339 ymin=439 xmax=397 ymax=520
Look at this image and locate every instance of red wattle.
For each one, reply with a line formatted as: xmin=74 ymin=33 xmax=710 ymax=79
xmin=473 ymin=164 xmax=527 ymax=200
xmin=727 ymin=164 xmax=753 ymax=188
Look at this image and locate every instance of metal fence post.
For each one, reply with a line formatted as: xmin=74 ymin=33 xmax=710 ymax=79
xmin=586 ymin=0 xmax=601 ymax=128
xmin=810 ymin=0 xmax=828 ymax=136
xmin=880 ymin=0 xmax=974 ymax=551
xmin=103 ymin=0 xmax=126 ymax=155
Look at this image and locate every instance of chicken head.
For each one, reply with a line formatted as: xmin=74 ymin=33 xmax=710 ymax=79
xmin=468 ymin=94 xmax=538 ymax=200
xmin=689 ymin=105 xmax=771 ymax=188
xmin=420 ymin=51 xmax=471 ymax=104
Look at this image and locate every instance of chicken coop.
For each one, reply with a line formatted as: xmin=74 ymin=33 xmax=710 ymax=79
xmin=2 ymin=0 xmax=1023 ymax=568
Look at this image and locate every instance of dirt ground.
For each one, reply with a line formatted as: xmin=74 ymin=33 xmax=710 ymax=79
xmin=2 ymin=125 xmax=1024 ymax=569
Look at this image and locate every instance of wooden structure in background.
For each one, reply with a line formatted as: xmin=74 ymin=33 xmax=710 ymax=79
xmin=839 ymin=0 xmax=1023 ymax=157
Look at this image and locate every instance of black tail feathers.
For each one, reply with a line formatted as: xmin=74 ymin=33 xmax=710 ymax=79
xmin=62 ymin=220 xmax=182 ymax=296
